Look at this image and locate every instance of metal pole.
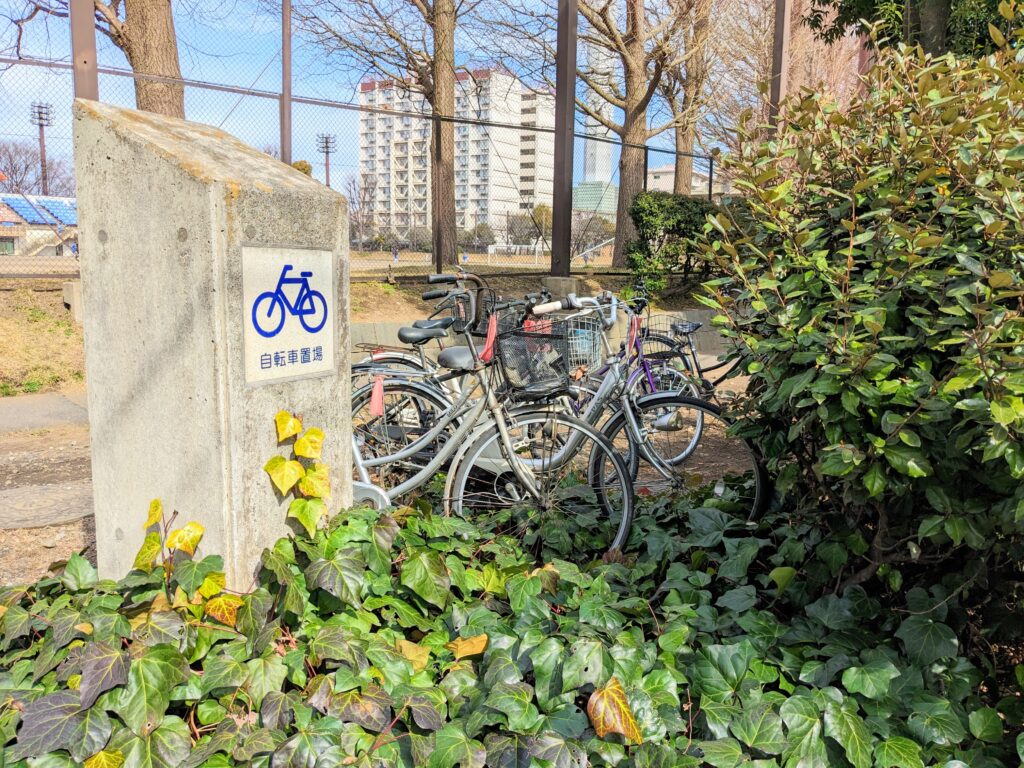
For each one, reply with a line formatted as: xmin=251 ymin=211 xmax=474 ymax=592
xmin=38 ymin=122 xmax=49 ymax=196
xmin=325 ymin=151 xmax=331 ymax=188
xmin=768 ymin=0 xmax=791 ymax=126
xmin=707 ymin=157 xmax=714 ymax=200
xmin=70 ymin=0 xmax=99 ymax=101
xmin=280 ymin=0 xmax=293 ymax=164
xmin=550 ymin=0 xmax=577 ymax=277
xmin=642 ymin=146 xmax=649 ymax=191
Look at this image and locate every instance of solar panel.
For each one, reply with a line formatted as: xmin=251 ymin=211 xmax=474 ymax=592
xmin=0 ymin=196 xmax=57 ymax=225
xmin=37 ymin=198 xmax=78 ymax=226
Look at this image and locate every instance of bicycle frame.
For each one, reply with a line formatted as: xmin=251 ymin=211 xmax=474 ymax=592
xmin=275 ymin=266 xmax=316 ymax=314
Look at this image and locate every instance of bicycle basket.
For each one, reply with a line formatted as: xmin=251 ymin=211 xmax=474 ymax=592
xmin=495 ymin=313 xmax=570 ymax=394
xmin=565 ymin=314 xmax=604 ymax=370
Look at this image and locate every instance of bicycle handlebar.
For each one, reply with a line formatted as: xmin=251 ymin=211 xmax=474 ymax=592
xmin=421 ymin=288 xmax=449 ymax=300
xmin=427 ymin=274 xmax=458 ymax=284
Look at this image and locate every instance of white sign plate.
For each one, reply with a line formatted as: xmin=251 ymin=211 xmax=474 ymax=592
xmin=242 ymin=246 xmax=335 ymax=385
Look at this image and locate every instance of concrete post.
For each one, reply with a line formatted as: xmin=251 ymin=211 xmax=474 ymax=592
xmin=73 ymin=100 xmax=351 ymax=586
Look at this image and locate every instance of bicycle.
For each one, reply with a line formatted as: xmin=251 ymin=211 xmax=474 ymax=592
xmin=252 ymin=264 xmax=328 ymax=337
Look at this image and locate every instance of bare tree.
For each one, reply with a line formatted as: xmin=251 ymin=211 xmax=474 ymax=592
xmin=0 ymin=140 xmax=76 ymax=196
xmin=342 ymin=172 xmax=376 ymax=248
xmin=485 ymin=0 xmax=695 ymax=266
xmin=7 ymin=1 xmax=185 ymax=117
xmin=292 ymin=0 xmax=475 ymax=268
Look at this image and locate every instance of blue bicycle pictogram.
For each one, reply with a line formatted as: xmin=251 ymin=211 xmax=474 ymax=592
xmin=252 ymin=264 xmax=328 ymax=338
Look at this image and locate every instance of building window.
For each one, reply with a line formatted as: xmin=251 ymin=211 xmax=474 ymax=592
xmin=0 ymin=237 xmax=13 ymax=255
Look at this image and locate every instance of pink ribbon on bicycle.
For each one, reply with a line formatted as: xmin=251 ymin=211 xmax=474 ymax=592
xmin=369 ymin=375 xmax=385 ymax=417
xmin=627 ymin=314 xmax=641 ymax=351
xmin=479 ymin=313 xmax=498 ymax=363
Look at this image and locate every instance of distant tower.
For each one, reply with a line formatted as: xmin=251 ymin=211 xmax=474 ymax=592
xmin=316 ymin=133 xmax=336 ymax=188
xmin=582 ymin=40 xmax=615 ymax=184
xmin=29 ymin=102 xmax=53 ymax=196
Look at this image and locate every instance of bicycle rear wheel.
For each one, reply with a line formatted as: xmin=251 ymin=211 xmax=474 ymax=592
xmin=598 ymin=393 xmax=768 ymax=522
xmin=447 ymin=411 xmax=634 ymax=559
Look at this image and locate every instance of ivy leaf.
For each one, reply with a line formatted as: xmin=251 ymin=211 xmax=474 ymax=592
xmin=237 ymin=588 xmax=273 ymax=639
xmin=287 ymin=498 xmax=326 ymax=538
xmin=895 ymin=616 xmax=958 ymax=664
xmin=768 ymin=566 xmax=797 ymax=593
xmin=205 ymin=594 xmax=244 ymax=628
xmin=485 ymin=681 xmax=544 ymax=732
xmin=968 ymin=707 xmax=1002 ymax=743
xmin=264 ymin=456 xmax=305 ymax=495
xmin=165 ymin=522 xmax=205 ymax=557
xmin=297 ymin=462 xmax=331 ymax=498
xmin=7 ymin=691 xmax=112 ymax=763
xmin=402 ymin=689 xmax=446 ymax=732
xmin=587 ymin=676 xmax=643 ymax=743
xmin=304 ymin=547 xmax=365 ymax=607
xmin=200 ymin=652 xmax=249 ymax=696
xmin=115 ymin=644 xmax=187 ymax=733
xmin=842 ymin=660 xmax=901 ymax=700
xmin=874 ymin=736 xmax=925 ymax=768
xmin=293 ymin=428 xmax=324 ymax=459
xmin=401 ymin=549 xmax=451 ymax=609
xmin=61 ymin=553 xmax=98 ymax=591
xmin=824 ymin=699 xmax=873 ymax=768
xmin=445 ymin=634 xmax=488 ymax=659
xmin=780 ymin=694 xmax=827 ymax=765
xmin=730 ymin=703 xmax=785 ymax=755
xmin=275 ymin=411 xmax=303 ymax=442
xmin=907 ymin=697 xmax=967 ymax=745
xmin=79 ymin=641 xmax=129 ymax=708
xmin=327 ymin=684 xmax=392 ymax=731
xmin=397 ymin=639 xmax=431 ymax=672
xmin=271 ymin=727 xmax=333 ymax=768
xmin=562 ymin=638 xmax=609 ymax=692
xmin=145 ymin=499 xmax=164 ymax=529
xmin=84 ymin=750 xmax=125 ymax=768
xmin=109 ymin=714 xmax=190 ymax=768
xmin=308 ymin=622 xmax=364 ymax=666
xmin=429 ymin=723 xmax=486 ymax=768
xmin=245 ymin=655 xmax=288 ymax=707
xmin=696 ymin=738 xmax=744 ymax=767
xmin=528 ymin=731 xmax=587 ymax=768
xmin=173 ymin=556 xmax=221 ymax=596
xmin=132 ymin=532 xmax=163 ymax=574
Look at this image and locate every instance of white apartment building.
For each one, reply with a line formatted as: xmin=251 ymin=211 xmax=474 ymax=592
xmin=358 ymin=70 xmax=554 ymax=241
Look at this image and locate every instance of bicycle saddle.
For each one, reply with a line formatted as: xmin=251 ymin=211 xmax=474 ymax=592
xmin=397 ymin=326 xmax=448 ymax=346
xmin=437 ymin=346 xmax=479 ymax=372
xmin=412 ymin=317 xmax=457 ymax=331
xmin=671 ymin=320 xmax=703 ymax=335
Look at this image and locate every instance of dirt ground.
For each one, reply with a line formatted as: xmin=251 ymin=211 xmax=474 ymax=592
xmin=0 ymin=280 xmax=85 ymax=396
xmin=0 ymin=518 xmax=96 ymax=586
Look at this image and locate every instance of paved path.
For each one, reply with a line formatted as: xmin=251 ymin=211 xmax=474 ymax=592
xmin=0 ymin=390 xmax=88 ymax=432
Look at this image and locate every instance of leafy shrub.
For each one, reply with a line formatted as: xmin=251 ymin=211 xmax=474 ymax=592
xmin=625 ymin=191 xmax=719 ymax=292
xmin=3 ymin=414 xmax=1024 ymax=766
xmin=697 ymin=16 xmax=1024 ymax=596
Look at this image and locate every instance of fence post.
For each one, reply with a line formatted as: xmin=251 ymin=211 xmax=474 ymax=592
xmin=70 ymin=0 xmax=99 ymax=101
xmin=642 ymin=145 xmax=649 ymax=191
xmin=550 ymin=0 xmax=577 ymax=278
xmin=708 ymin=156 xmax=714 ymax=200
xmin=280 ymin=0 xmax=293 ymax=164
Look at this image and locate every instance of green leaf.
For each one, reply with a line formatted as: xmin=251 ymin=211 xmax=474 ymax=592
xmin=400 ymin=549 xmax=452 ymax=609
xmin=768 ymin=566 xmax=796 ymax=592
xmin=61 ymin=553 xmax=98 ymax=591
xmin=245 ymin=655 xmax=288 ymax=707
xmin=696 ymin=739 xmax=744 ymax=767
xmin=562 ymin=638 xmax=609 ymax=692
xmin=307 ymin=621 xmax=364 ymax=666
xmin=115 ymin=644 xmax=187 ymax=733
xmin=429 ymin=723 xmax=486 ymax=768
xmin=79 ymin=641 xmax=130 ymax=708
xmin=200 ymin=651 xmax=249 ymax=696
xmin=287 ymin=498 xmax=326 ymax=538
xmin=824 ymin=699 xmax=873 ymax=768
xmin=484 ymin=681 xmax=544 ymax=732
xmin=874 ymin=737 xmax=924 ymax=768
xmin=729 ymin=703 xmax=785 ymax=755
xmin=841 ymin=660 xmax=900 ymax=700
xmin=907 ymin=697 xmax=966 ymax=745
xmin=304 ymin=547 xmax=365 ymax=607
xmin=895 ymin=616 xmax=958 ymax=664
xmin=780 ymin=694 xmax=827 ymax=765
xmin=7 ymin=691 xmax=112 ymax=763
xmin=716 ymin=586 xmax=756 ymax=613
xmin=327 ymin=685 xmax=392 ymax=731
xmin=133 ymin=532 xmax=163 ymax=573
xmin=110 ymin=715 xmax=191 ymax=768
xmin=968 ymin=707 xmax=1002 ymax=743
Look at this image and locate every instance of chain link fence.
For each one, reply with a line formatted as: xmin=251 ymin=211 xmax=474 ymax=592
xmin=0 ymin=6 xmax=712 ymax=280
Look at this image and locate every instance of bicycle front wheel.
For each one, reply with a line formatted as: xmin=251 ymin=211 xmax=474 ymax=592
xmin=599 ymin=394 xmax=767 ymax=522
xmin=448 ymin=412 xmax=634 ymax=559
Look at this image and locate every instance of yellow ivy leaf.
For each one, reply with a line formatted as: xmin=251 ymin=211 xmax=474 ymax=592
xmin=205 ymin=594 xmax=244 ymax=627
xmin=275 ymin=411 xmax=303 ymax=442
xmin=75 ymin=622 xmax=94 ymax=636
xmin=531 ymin=563 xmax=560 ymax=595
xmin=144 ymin=499 xmax=163 ymax=529
xmin=264 ymin=455 xmax=306 ymax=495
xmin=298 ymin=463 xmax=331 ymax=499
xmin=396 ymin=639 xmax=430 ymax=672
xmin=166 ymin=521 xmax=205 ymax=556
xmin=989 ymin=271 xmax=1015 ymax=288
xmin=445 ymin=634 xmax=488 ymax=659
xmin=294 ymin=428 xmax=325 ymax=460
xmin=587 ymin=676 xmax=643 ymax=744
xmin=0 ymin=606 xmax=6 ymax=620
xmin=67 ymin=674 xmax=81 ymax=690
xmin=132 ymin=531 xmax=163 ymax=573
xmin=84 ymin=750 xmax=125 ymax=768
xmin=198 ymin=571 xmax=226 ymax=599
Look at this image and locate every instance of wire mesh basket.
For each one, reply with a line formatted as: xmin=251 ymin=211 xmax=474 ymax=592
xmin=565 ymin=315 xmax=605 ymax=370
xmin=642 ymin=313 xmax=703 ymax=341
xmin=495 ymin=313 xmax=570 ymax=394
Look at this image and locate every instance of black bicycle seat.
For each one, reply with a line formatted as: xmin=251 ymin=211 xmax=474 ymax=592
xmin=397 ymin=326 xmax=448 ymax=346
xmin=437 ymin=346 xmax=480 ymax=372
xmin=412 ymin=317 xmax=457 ymax=331
xmin=671 ymin=321 xmax=703 ymax=335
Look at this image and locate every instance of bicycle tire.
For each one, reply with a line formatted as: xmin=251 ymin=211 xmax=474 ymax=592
xmin=252 ymin=292 xmax=286 ymax=338
xmin=598 ymin=393 xmax=768 ymax=522
xmin=299 ymin=290 xmax=328 ymax=334
xmin=447 ymin=411 xmax=634 ymax=557
xmin=630 ymin=332 xmax=701 ymax=397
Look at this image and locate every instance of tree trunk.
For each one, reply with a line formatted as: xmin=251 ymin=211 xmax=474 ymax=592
xmin=122 ymin=0 xmax=185 ymax=118
xmin=917 ymin=0 xmax=951 ymax=54
xmin=674 ymin=0 xmax=710 ymax=196
xmin=611 ymin=118 xmax=647 ymax=267
xmin=431 ymin=0 xmax=457 ymax=270
xmin=673 ymin=122 xmax=696 ymax=195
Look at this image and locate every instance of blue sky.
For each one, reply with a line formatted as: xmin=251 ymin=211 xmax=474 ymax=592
xmin=0 ymin=2 xmax=700 ymax=193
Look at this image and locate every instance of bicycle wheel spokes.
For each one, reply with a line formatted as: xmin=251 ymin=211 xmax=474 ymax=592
xmin=451 ymin=413 xmax=633 ymax=560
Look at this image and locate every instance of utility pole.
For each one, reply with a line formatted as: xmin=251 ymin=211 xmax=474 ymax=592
xmin=30 ymin=103 xmax=53 ymax=196
xmin=551 ymin=0 xmax=577 ymax=277
xmin=317 ymin=134 xmax=336 ymax=188
xmin=280 ymin=0 xmax=293 ymax=164
xmin=768 ymin=0 xmax=791 ymax=125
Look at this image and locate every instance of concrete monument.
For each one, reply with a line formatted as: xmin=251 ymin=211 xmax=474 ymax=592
xmin=73 ymin=100 xmax=351 ymax=585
